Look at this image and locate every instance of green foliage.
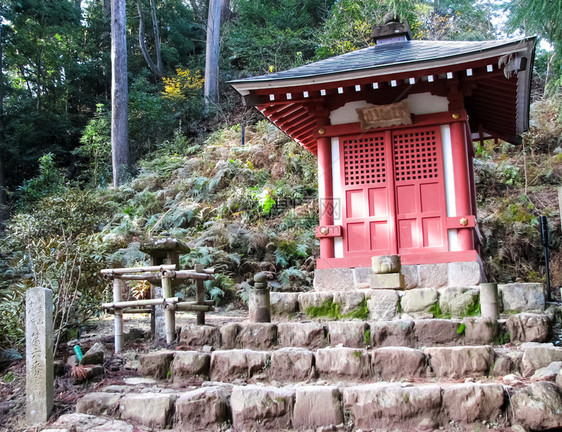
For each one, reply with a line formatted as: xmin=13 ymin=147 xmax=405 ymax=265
xmin=204 ymin=273 xmax=236 ymax=306
xmin=344 ymin=299 xmax=369 ymax=320
xmin=306 ymin=299 xmax=341 ymax=320
xmin=456 ymin=323 xmax=466 ymax=335
xmin=15 ymin=154 xmax=66 ymax=210
xmin=428 ymin=302 xmax=451 ymax=319
xmin=279 ymin=267 xmax=307 ymax=290
xmin=73 ymin=104 xmax=112 ymax=187
xmin=363 ymin=329 xmax=371 ymax=346
xmin=0 ymin=286 xmax=26 ymax=348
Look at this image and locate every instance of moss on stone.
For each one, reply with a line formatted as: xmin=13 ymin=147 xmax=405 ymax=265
xmin=428 ymin=303 xmax=452 ymax=319
xmin=306 ymin=299 xmax=341 ymax=319
xmin=363 ymin=329 xmax=371 ymax=346
xmin=344 ymin=299 xmax=369 ymax=320
xmin=465 ymin=297 xmax=481 ymax=317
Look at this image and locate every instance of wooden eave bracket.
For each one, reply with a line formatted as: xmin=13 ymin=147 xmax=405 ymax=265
xmin=446 ymin=215 xmax=476 ymax=229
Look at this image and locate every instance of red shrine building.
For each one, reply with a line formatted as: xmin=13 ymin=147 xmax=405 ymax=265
xmin=230 ymin=21 xmax=536 ymax=289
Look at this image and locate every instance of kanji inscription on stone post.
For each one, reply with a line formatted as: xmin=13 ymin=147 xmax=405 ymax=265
xmin=26 ymin=287 xmax=54 ymax=426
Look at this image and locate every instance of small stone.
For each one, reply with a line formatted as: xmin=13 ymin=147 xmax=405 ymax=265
xmin=172 ymin=351 xmax=211 ymax=381
xmin=179 ymin=325 xmax=221 ymax=349
xmin=507 ymin=313 xmax=551 ymax=343
xmin=424 ymin=346 xmax=495 ymax=378
xmin=315 ymin=347 xmax=370 ymax=379
xmin=230 ymin=385 xmax=295 ymax=431
xmin=236 ymin=323 xmax=278 ymax=350
xmin=370 ymin=273 xmax=405 ymax=289
xmin=298 ymin=292 xmax=333 ymax=314
xmin=530 ymin=361 xmax=562 ymax=382
xmin=138 ymin=350 xmax=175 ymax=379
xmin=463 ymin=317 xmax=497 ymax=345
xmin=414 ymin=319 xmax=462 ymax=346
xmin=174 ymin=387 xmax=229 ymax=431
xmin=366 ymin=290 xmax=399 ymax=320
xmin=333 ymin=290 xmax=365 ymax=314
xmin=500 ymin=283 xmax=545 ymax=313
xmin=441 ymin=383 xmax=504 ymax=423
xmin=76 ymin=392 xmax=121 ymax=416
xmin=372 ymin=347 xmax=427 ymax=379
xmin=419 ymin=264 xmax=448 ymax=288
xmin=521 ymin=344 xmax=562 ymax=376
xmin=511 ymin=382 xmax=562 ymax=430
xmin=447 ymin=261 xmax=483 ymax=286
xmin=271 ymin=348 xmax=314 ymax=382
xmin=327 ymin=321 xmax=368 ymax=348
xmin=81 ymin=342 xmax=107 ymax=365
xmin=313 ymin=268 xmax=354 ymax=291
xmin=438 ymin=287 xmax=479 ymax=317
xmin=270 ymin=292 xmax=299 ymax=318
xmin=293 ymin=386 xmax=343 ymax=428
xmin=278 ymin=322 xmax=326 ymax=349
xmin=119 ymin=393 xmax=175 ymax=429
xmin=401 ymin=288 xmax=439 ymax=313
xmin=370 ymin=320 xmax=415 ymax=348
xmin=502 ymin=374 xmax=521 ymax=385
xmin=210 ymin=349 xmax=269 ymax=382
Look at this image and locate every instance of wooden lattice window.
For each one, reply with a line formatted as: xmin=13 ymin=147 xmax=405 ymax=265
xmin=393 ymin=130 xmax=439 ymax=182
xmin=342 ymin=135 xmax=386 ymax=186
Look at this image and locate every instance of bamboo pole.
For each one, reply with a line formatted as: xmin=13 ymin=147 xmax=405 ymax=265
xmin=162 ymin=275 xmax=175 ymax=343
xmin=101 ymin=264 xmax=176 ymax=275
xmin=107 ymin=308 xmax=152 ymax=314
xmin=168 ymin=303 xmax=215 ymax=312
xmin=162 ymin=270 xmax=214 ymax=280
xmin=195 ymin=263 xmax=205 ymax=325
xmin=102 ymin=297 xmax=179 ymax=309
xmin=113 ymin=278 xmax=125 ymax=353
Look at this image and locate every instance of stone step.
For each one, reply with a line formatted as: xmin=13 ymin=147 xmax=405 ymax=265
xmin=49 ymin=378 xmax=562 ymax=431
xmin=137 ymin=343 xmax=562 ymax=385
xmin=271 ymin=284 xmax=554 ymax=321
xmin=178 ymin=313 xmax=554 ymax=353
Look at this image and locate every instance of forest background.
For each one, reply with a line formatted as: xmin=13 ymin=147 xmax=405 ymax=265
xmin=0 ymin=0 xmax=561 ymax=353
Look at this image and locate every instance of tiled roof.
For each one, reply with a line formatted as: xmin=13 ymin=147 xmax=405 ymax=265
xmin=230 ymin=38 xmax=532 ymax=83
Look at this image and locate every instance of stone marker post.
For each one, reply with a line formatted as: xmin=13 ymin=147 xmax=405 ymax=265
xmin=480 ymin=282 xmax=499 ymax=319
xmin=249 ymin=272 xmax=271 ymax=322
xmin=26 ymin=287 xmax=54 ymax=426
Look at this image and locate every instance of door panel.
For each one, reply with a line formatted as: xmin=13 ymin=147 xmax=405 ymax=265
xmin=340 ymin=126 xmax=447 ymax=257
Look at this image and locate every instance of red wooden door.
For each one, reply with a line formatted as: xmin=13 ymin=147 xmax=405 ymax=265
xmin=340 ymin=126 xmax=448 ymax=257
xmin=392 ymin=127 xmax=448 ymax=254
xmin=340 ymin=132 xmax=396 ymax=256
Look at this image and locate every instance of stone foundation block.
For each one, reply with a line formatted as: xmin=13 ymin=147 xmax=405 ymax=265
xmin=419 ymin=264 xmax=448 ymax=288
xmin=424 ymin=346 xmax=495 ymax=378
xmin=370 ymin=320 xmax=416 ymax=347
xmin=270 ymin=292 xmax=299 ymax=317
xmin=271 ymin=348 xmax=314 ymax=382
xmin=76 ymin=393 xmax=121 ymax=416
xmin=219 ymin=322 xmax=240 ymax=349
xmin=370 ymin=273 xmax=405 ymax=289
xmin=402 ymin=265 xmax=419 ymax=289
xmin=447 ymin=261 xmax=484 ymax=286
xmin=236 ymin=323 xmax=278 ymax=350
xmin=511 ymin=382 xmax=562 ymax=430
xmin=210 ymin=349 xmax=269 ymax=382
xmin=119 ymin=393 xmax=175 ymax=429
xmin=277 ymin=322 xmax=326 ymax=348
xmin=353 ymin=267 xmax=372 ymax=287
xmin=438 ymin=287 xmax=479 ymax=317
xmin=414 ymin=319 xmax=462 ymax=346
xmin=179 ymin=324 xmax=221 ymax=349
xmin=172 ymin=351 xmax=211 ymax=381
xmin=401 ymin=288 xmax=439 ymax=313
xmin=441 ymin=383 xmax=505 ymax=424
xmin=298 ymin=292 xmax=333 ymax=315
xmin=174 ymin=387 xmax=229 ymax=432
xmin=293 ymin=386 xmax=343 ymax=429
xmin=327 ymin=321 xmax=368 ymax=347
xmin=315 ymin=347 xmax=370 ymax=379
xmin=366 ymin=289 xmax=399 ymax=320
xmin=333 ymin=290 xmax=364 ymax=314
xmin=530 ymin=361 xmax=562 ymax=382
xmin=521 ymin=343 xmax=562 ymax=376
xmin=507 ymin=313 xmax=551 ymax=343
xmin=342 ymin=383 xmax=441 ymax=430
xmin=231 ymin=385 xmax=295 ymax=431
xmin=463 ymin=317 xmax=497 ymax=345
xmin=138 ymin=350 xmax=175 ymax=379
xmin=372 ymin=347 xmax=427 ymax=379
xmin=499 ymin=283 xmax=545 ymax=313
xmin=313 ymin=268 xmax=354 ymax=291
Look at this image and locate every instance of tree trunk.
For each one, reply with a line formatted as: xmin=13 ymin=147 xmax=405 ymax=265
xmin=111 ymin=0 xmax=130 ymax=187
xmin=204 ymin=0 xmax=222 ymax=107
xmin=0 ymin=18 xmax=8 ymax=223
xmin=136 ymin=0 xmax=164 ymax=78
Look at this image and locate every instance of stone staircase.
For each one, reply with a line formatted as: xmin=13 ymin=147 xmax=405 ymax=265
xmin=43 ymin=284 xmax=562 ymax=432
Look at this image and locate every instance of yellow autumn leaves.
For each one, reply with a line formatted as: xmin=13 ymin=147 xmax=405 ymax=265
xmin=162 ymin=68 xmax=204 ymax=100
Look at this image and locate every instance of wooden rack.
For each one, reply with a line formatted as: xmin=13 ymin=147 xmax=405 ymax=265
xmin=100 ymin=264 xmax=215 ymax=353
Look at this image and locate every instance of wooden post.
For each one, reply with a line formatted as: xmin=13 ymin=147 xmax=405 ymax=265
xmin=195 ymin=263 xmax=205 ymax=325
xmin=162 ymin=274 xmax=175 ymax=344
xmin=113 ymin=278 xmax=124 ymax=353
